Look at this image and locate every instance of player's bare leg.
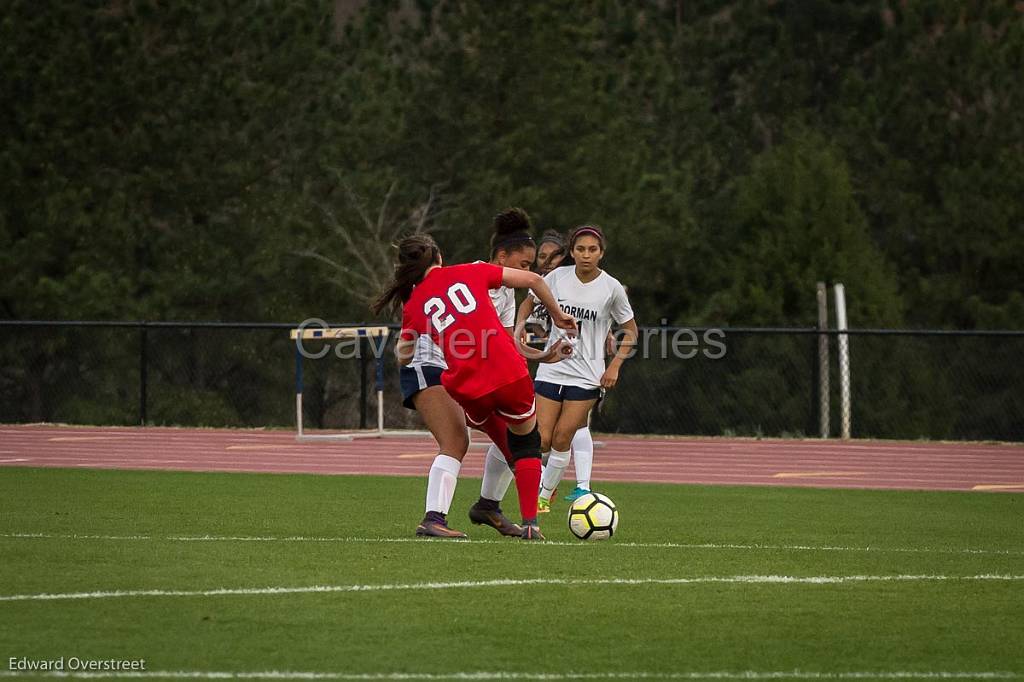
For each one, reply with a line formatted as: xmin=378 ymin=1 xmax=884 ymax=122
xmin=536 ymin=394 xmax=560 ymax=455
xmin=413 ymin=387 xmax=470 ymax=538
xmin=535 ymin=394 xmax=562 ymax=511
xmin=540 ymin=397 xmax=598 ymax=510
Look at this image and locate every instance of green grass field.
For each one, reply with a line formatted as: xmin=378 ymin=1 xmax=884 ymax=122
xmin=1 ymin=467 xmax=1022 ymax=681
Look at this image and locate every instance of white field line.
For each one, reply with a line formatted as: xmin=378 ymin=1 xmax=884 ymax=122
xmin=1 ymin=574 xmax=1023 ymax=603
xmin=0 ymin=671 xmax=1022 ymax=680
xmin=1 ymin=533 xmax=1021 ymax=557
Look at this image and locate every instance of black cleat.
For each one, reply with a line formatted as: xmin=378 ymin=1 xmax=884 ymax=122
xmin=468 ymin=502 xmax=523 ymax=537
xmin=415 ymin=512 xmax=468 ymax=539
xmin=519 ymin=523 xmax=546 ymax=541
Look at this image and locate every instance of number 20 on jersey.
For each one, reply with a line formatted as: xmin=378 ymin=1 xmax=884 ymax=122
xmin=424 ymin=283 xmax=477 ymax=333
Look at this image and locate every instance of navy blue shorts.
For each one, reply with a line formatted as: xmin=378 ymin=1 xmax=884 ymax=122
xmin=400 ymin=364 xmax=445 ymax=410
xmin=534 ymin=379 xmax=602 ymax=403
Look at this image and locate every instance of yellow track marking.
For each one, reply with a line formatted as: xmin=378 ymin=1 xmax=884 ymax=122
xmin=972 ymin=483 xmax=1024 ymax=491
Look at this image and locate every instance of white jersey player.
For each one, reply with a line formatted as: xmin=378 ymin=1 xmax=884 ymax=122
xmin=519 ymin=230 xmax=597 ymax=497
xmin=475 ymin=228 xmax=604 ymax=513
xmin=516 ymin=224 xmax=638 ymax=512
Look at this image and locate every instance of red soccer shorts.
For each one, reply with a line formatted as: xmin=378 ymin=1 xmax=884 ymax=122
xmin=458 ymin=375 xmax=536 ymax=428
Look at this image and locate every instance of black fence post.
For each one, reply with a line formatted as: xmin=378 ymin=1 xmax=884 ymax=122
xmin=359 ymin=338 xmax=368 ymax=430
xmin=809 ymin=334 xmax=820 ymax=437
xmin=139 ymin=324 xmax=148 ymax=426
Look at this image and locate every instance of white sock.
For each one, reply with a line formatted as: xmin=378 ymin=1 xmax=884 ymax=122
xmin=539 ymin=448 xmax=570 ymax=500
xmin=425 ymin=454 xmax=461 ymax=514
xmin=480 ymin=444 xmax=514 ymax=502
xmin=572 ymin=426 xmax=593 ymax=491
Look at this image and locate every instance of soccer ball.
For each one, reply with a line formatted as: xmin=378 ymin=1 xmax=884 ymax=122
xmin=568 ymin=492 xmax=618 ymax=540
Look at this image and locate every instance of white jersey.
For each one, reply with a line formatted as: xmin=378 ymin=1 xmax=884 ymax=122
xmin=489 ymin=285 xmax=515 ymax=329
xmin=408 ymin=265 xmax=513 ymax=369
xmin=408 ymin=332 xmax=447 ymax=370
xmin=533 ymin=266 xmax=634 ymax=389
xmin=474 ymin=260 xmax=516 ymax=329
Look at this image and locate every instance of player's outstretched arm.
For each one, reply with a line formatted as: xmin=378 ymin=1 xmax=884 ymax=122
xmin=510 ymin=296 xmax=562 ymax=362
xmin=516 ymin=296 xmax=535 ymax=333
xmin=501 ymin=268 xmax=577 ymax=334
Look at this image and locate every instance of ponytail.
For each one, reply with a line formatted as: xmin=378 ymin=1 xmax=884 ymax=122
xmin=371 ymin=234 xmax=441 ymax=316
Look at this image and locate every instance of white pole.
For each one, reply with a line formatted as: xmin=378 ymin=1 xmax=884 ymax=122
xmin=817 ymin=282 xmax=830 ymax=439
xmin=377 ymin=390 xmax=385 ymax=434
xmin=834 ymin=283 xmax=851 ymax=440
xmin=296 ymin=393 xmax=304 ymax=439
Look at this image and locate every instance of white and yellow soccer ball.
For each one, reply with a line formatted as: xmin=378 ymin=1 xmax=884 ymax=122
xmin=568 ymin=492 xmax=618 ymax=540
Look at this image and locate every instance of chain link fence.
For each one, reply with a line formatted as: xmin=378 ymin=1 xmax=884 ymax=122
xmin=596 ymin=328 xmax=1024 ymax=442
xmin=1 ymin=322 xmax=1021 ymax=442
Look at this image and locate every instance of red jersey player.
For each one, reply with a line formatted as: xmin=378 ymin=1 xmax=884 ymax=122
xmin=376 ymin=233 xmax=576 ymax=540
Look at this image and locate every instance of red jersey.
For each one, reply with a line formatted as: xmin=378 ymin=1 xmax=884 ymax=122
xmin=401 ymin=263 xmax=529 ymax=401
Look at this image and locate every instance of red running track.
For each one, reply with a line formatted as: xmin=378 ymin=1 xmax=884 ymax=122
xmin=1 ymin=424 xmax=1023 ymax=493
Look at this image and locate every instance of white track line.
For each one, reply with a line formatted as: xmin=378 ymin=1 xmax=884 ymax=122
xmin=2 ymin=533 xmax=1021 ymax=557
xmin=2 ymin=574 xmax=1022 ymax=603
xmin=0 ymin=672 xmax=1021 ymax=680
xmin=16 ymin=442 xmax=1024 ymax=466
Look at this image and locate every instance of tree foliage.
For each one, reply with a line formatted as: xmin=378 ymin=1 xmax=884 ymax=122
xmin=4 ymin=0 xmax=1021 ymax=328
xmin=3 ymin=1 xmax=1022 ymax=432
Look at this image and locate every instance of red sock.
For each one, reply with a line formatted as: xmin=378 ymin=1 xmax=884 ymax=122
xmin=513 ymin=457 xmax=541 ymax=522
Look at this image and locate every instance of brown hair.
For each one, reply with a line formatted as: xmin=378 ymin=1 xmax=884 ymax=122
xmin=569 ymin=224 xmax=606 ymax=251
xmin=537 ymin=229 xmax=567 ymax=253
xmin=371 ymin=234 xmax=441 ymax=315
xmin=489 ymin=207 xmax=535 ymax=259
